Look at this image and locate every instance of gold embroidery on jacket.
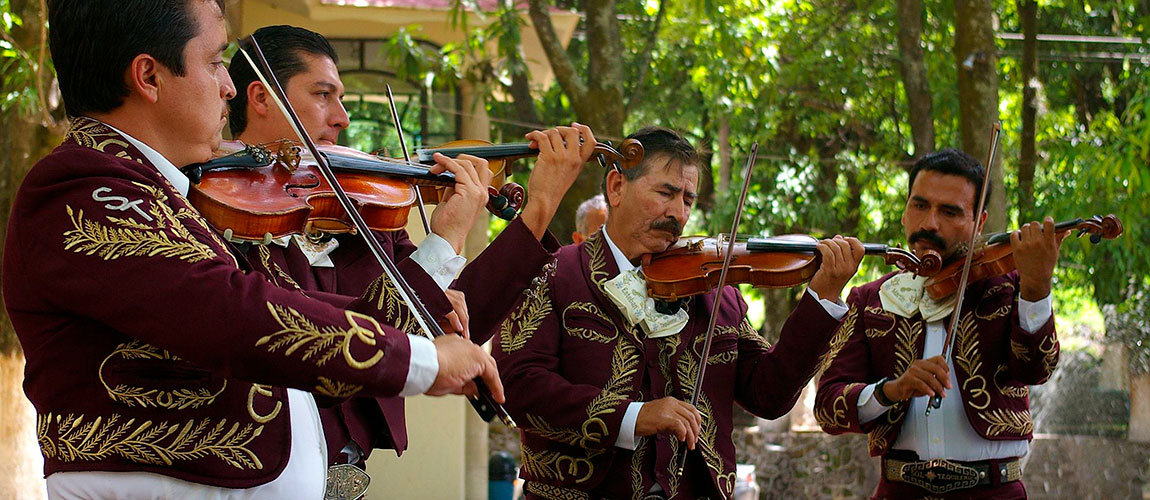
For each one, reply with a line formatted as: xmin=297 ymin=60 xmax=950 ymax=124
xmin=581 ymin=340 xmax=640 ymax=445
xmin=524 ymin=415 xmax=587 ymax=447
xmin=815 ymin=382 xmax=863 ymax=430
xmin=524 ymin=481 xmax=590 ymax=500
xmin=736 ymin=320 xmax=772 ymax=350
xmin=363 ymin=275 xmax=419 ymax=335
xmin=864 ymin=305 xmax=896 ymax=338
xmin=953 ymin=312 xmax=991 ymax=410
xmin=247 ymin=384 xmax=283 ymax=424
xmin=499 ymin=261 xmax=555 ymax=353
xmin=978 ymin=408 xmax=1034 ymax=436
xmin=893 ymin=319 xmax=923 ymax=374
xmin=258 ymin=305 xmax=385 ymax=370
xmin=99 ymin=341 xmax=226 ymax=410
xmin=1039 ymin=333 xmax=1059 ymax=378
xmin=563 ymin=302 xmax=618 ymax=344
xmin=1011 ymin=338 xmax=1032 ymax=362
xmin=315 ymin=377 xmax=362 ymax=398
xmin=868 ymin=422 xmax=893 ymax=453
xmin=66 ymin=118 xmax=132 ymax=156
xmin=584 ymin=232 xmax=610 ymax=290
xmin=255 ymin=245 xmax=302 ymax=290
xmin=38 ymin=412 xmax=264 ymax=470
xmin=696 ymin=395 xmax=726 ymax=490
xmin=630 ymin=436 xmax=648 ymax=500
xmin=64 ymin=183 xmax=216 ymax=262
xmin=994 ymin=365 xmax=1030 ymax=398
xmin=520 ymin=444 xmax=597 ymax=484
xmin=817 ymin=306 xmax=857 ymax=375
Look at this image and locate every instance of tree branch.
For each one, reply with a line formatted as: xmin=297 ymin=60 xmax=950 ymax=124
xmin=624 ymin=0 xmax=666 ymax=114
xmin=525 ymin=0 xmax=588 ymax=111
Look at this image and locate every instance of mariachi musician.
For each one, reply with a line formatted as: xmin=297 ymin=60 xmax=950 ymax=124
xmin=3 ymin=2 xmax=505 ymax=498
xmin=224 ymin=24 xmax=597 ymax=480
xmin=814 ymin=148 xmax=1065 ymax=500
xmin=489 ymin=126 xmax=866 ymax=500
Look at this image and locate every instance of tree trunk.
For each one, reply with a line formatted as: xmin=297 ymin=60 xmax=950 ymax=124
xmin=953 ymin=0 xmax=1005 ymax=232
xmin=1017 ymin=0 xmax=1039 ymax=223
xmin=1129 ymin=371 xmax=1150 ymax=443
xmin=526 ymin=0 xmax=625 ymax=243
xmin=896 ymin=0 xmax=935 ymax=159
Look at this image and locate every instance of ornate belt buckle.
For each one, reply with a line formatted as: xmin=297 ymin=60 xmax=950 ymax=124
xmin=325 ymin=463 xmax=371 ymax=500
xmin=900 ymin=458 xmax=980 ymax=494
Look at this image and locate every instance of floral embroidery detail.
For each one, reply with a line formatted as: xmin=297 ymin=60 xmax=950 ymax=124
xmin=815 ymin=382 xmax=863 ymax=430
xmin=363 ymin=275 xmax=420 ymax=335
xmin=99 ymin=341 xmax=226 ymax=410
xmin=258 ymin=304 xmax=386 ymax=370
xmin=520 ymin=444 xmax=597 ymax=484
xmin=255 ymin=244 xmax=301 ymax=290
xmin=864 ymin=305 xmax=897 ymax=338
xmin=64 ymin=183 xmax=216 ymax=262
xmin=817 ymin=306 xmax=857 ymax=375
xmin=38 ymin=412 xmax=264 ymax=470
xmin=1011 ymin=338 xmax=1031 ymax=362
xmin=498 ymin=260 xmax=555 ymax=353
xmin=315 ymin=377 xmax=362 ymax=399
xmin=630 ymin=436 xmax=648 ymax=500
xmin=563 ymin=302 xmax=618 ymax=344
xmin=979 ymin=408 xmax=1034 ymax=436
xmin=953 ymin=312 xmax=991 ymax=410
xmin=994 ymin=365 xmax=1029 ymax=398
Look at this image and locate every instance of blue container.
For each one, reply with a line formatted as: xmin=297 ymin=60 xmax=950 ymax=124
xmin=488 ymin=451 xmax=517 ymax=500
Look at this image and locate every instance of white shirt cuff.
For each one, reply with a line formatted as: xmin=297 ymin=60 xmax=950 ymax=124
xmin=400 ymin=334 xmax=439 ymax=397
xmin=615 ymin=401 xmax=644 ymax=450
xmin=1018 ymin=294 xmax=1053 ymax=334
xmin=409 ymin=233 xmax=467 ymax=291
xmin=856 ymin=382 xmax=887 ymax=424
xmin=807 ymin=287 xmax=848 ymax=321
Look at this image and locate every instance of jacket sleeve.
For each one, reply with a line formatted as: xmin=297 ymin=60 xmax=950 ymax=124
xmin=491 ymin=262 xmax=632 ymax=451
xmin=14 ymin=165 xmax=420 ymax=400
xmin=454 ymin=217 xmax=561 ymax=346
xmin=1005 ymin=274 xmax=1059 ymax=385
xmin=813 ymin=286 xmax=878 ymax=435
xmin=736 ymin=289 xmax=844 ymax=419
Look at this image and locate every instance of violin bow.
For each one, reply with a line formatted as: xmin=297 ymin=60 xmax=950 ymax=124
xmin=672 ymin=142 xmax=758 ymax=477
xmin=237 ymin=36 xmax=516 ymax=428
xmin=926 ymin=122 xmax=1001 ymax=416
xmin=384 ymin=84 xmax=432 ymax=235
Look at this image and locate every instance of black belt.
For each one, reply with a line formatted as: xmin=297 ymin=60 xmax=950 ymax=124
xmin=882 ymin=455 xmax=1022 ymax=494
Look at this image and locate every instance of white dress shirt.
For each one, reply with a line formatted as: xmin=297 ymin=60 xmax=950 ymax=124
xmin=855 ymin=295 xmax=1052 ymax=461
xmin=603 ymin=228 xmax=849 ymax=450
xmin=47 ymin=124 xmax=446 ymax=499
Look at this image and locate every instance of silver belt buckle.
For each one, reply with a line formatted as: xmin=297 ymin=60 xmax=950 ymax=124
xmin=325 ymin=463 xmax=371 ymax=500
xmin=900 ymin=458 xmax=980 ymax=494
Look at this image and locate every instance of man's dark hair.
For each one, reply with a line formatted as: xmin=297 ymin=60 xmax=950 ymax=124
xmin=48 ymin=0 xmax=225 ymax=118
xmin=907 ymin=148 xmax=990 ymax=217
xmin=227 ymin=25 xmax=339 ymax=136
xmin=602 ymin=126 xmax=700 ymax=195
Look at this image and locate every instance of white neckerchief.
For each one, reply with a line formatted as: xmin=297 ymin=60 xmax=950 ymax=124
xmin=878 ymin=272 xmax=957 ymax=322
xmin=601 ymin=227 xmax=688 ymax=338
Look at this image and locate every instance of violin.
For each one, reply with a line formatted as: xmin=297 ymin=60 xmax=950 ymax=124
xmin=183 ymin=138 xmax=643 ymax=243
xmin=640 ymin=234 xmax=940 ymax=301
xmin=922 ymin=214 xmax=1123 ymax=300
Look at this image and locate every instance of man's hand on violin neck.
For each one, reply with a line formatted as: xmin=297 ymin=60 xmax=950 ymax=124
xmin=428 ymin=153 xmax=493 ymax=254
xmin=1012 ymin=216 xmax=1067 ymax=301
xmin=808 ymin=236 xmax=865 ymax=301
xmin=427 ymin=334 xmax=505 ymax=402
xmin=521 ymin=123 xmax=598 ymax=240
xmin=635 ymin=397 xmax=703 ymax=450
xmin=439 ymin=289 xmax=470 ymax=339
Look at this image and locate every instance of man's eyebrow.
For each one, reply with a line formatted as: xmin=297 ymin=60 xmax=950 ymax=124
xmin=313 ymin=81 xmax=339 ymax=92
xmin=661 ymin=183 xmax=682 ymax=193
xmin=216 ymin=42 xmax=229 ymax=55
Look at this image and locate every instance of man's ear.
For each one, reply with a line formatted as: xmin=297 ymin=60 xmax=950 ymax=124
xmin=128 ymin=54 xmax=161 ymax=104
xmin=977 ymin=210 xmax=989 ymax=233
xmin=572 ymin=231 xmax=585 ymax=244
xmin=247 ymin=81 xmax=271 ymax=117
xmin=604 ymin=170 xmax=626 ymax=208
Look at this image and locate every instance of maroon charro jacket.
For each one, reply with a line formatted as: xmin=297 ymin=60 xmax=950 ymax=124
xmin=492 ymin=230 xmax=844 ymax=500
xmin=245 ymin=216 xmax=558 ymax=463
xmin=814 ymin=271 xmax=1058 ymax=456
xmin=2 ymin=118 xmax=429 ymax=487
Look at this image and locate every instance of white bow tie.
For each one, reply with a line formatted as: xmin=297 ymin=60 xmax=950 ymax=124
xmin=878 ymin=272 xmax=957 ymax=322
xmin=602 ymin=268 xmax=688 ymax=338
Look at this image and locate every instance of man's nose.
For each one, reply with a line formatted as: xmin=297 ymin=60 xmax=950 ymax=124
xmin=921 ymin=210 xmax=941 ymax=231
xmin=332 ymin=100 xmax=350 ymax=130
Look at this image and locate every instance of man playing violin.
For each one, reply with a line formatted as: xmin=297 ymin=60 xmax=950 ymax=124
xmin=489 ymin=126 xmax=866 ymax=500
xmin=3 ymin=2 xmax=506 ymax=498
xmin=814 ymin=148 xmax=1066 ymax=499
xmin=226 ymin=24 xmax=603 ymax=478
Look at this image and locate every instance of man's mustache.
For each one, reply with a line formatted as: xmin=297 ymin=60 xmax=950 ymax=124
xmin=908 ymin=230 xmax=947 ymax=252
xmin=650 ymin=218 xmax=682 ymax=237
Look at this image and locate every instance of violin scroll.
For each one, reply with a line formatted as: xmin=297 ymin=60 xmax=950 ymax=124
xmin=1079 ymin=214 xmax=1123 ymax=243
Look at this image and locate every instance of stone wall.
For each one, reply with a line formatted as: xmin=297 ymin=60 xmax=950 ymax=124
xmin=491 ymin=425 xmax=1150 ymax=499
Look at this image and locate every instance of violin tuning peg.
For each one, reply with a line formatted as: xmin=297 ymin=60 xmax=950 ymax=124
xmin=499 ymin=206 xmax=518 ymax=221
xmin=1090 ymin=233 xmax=1102 ymax=244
